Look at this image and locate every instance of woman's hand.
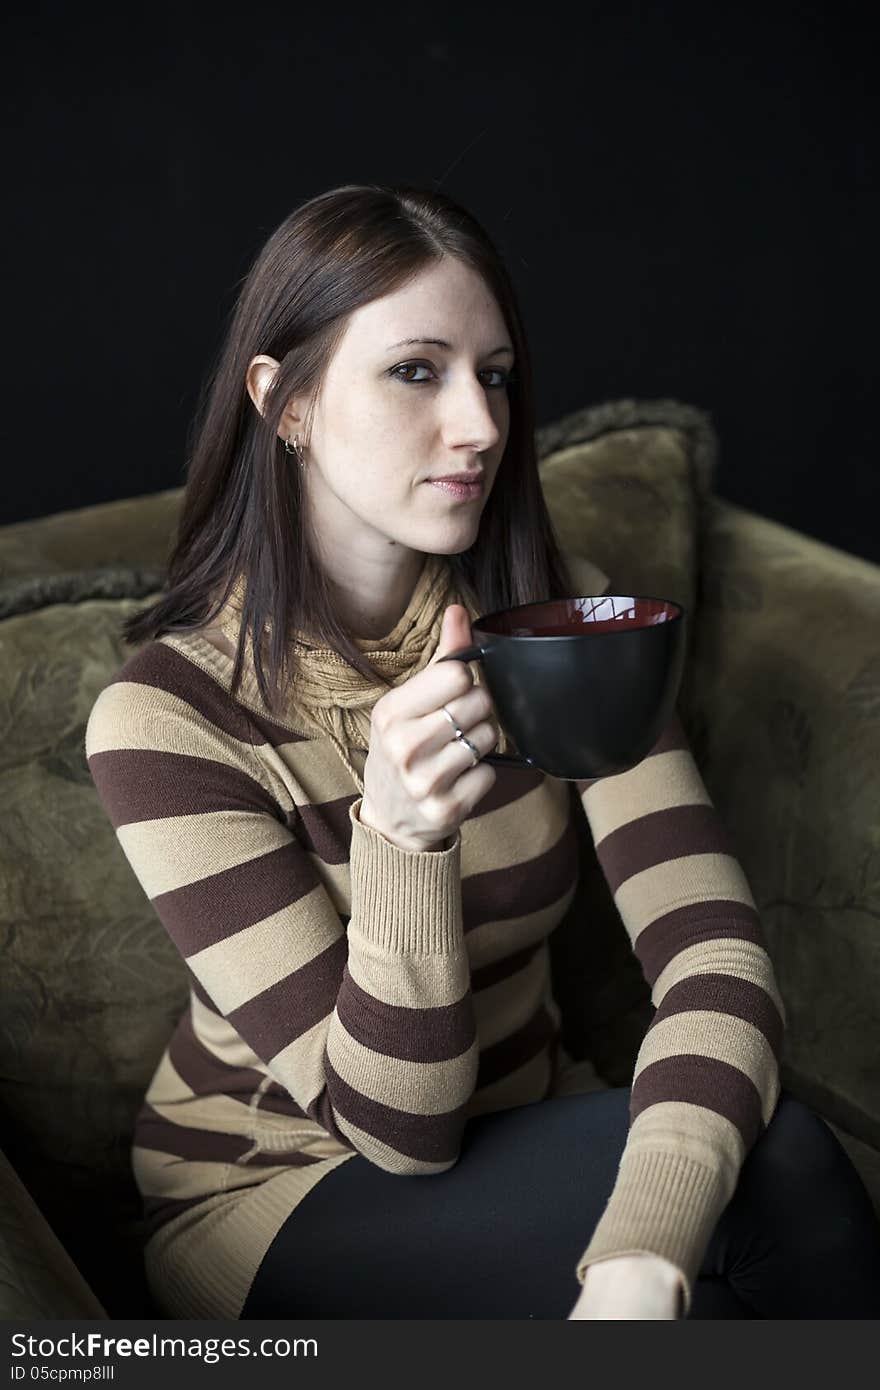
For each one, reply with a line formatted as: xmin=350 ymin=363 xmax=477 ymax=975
xmin=359 ymin=605 xmax=499 ymax=853
xmin=567 ymin=1254 xmax=685 ymax=1320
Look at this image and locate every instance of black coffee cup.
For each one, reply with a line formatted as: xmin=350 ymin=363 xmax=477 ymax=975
xmin=436 ymin=592 xmax=687 ymax=781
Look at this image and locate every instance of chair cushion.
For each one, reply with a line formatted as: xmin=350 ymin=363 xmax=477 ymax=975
xmin=687 ymin=498 xmax=880 ymax=1203
xmin=537 ymin=396 xmax=717 ymax=695
xmin=0 ymin=579 xmax=185 ymax=1314
xmin=0 ymin=488 xmax=181 ymax=597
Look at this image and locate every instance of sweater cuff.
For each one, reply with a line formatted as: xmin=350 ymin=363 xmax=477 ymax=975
xmin=348 ymin=797 xmax=464 ymax=955
xmin=574 ymin=1148 xmax=729 ymax=1319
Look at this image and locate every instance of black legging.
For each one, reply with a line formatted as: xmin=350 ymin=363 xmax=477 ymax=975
xmin=240 ymin=1086 xmax=880 ymax=1319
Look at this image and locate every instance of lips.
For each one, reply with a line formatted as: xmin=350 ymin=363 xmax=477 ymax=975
xmin=428 ymin=474 xmax=485 ymax=484
xmin=427 ymin=477 xmax=484 ymax=501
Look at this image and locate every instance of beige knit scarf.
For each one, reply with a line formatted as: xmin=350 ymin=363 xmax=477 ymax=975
xmin=214 ymin=552 xmax=512 ymax=796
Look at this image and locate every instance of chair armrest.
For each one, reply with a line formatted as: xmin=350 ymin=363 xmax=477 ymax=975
xmin=0 ymin=487 xmax=183 ymax=589
xmin=683 ymin=496 xmax=880 ymax=1145
xmin=0 ymin=1146 xmax=108 ymax=1318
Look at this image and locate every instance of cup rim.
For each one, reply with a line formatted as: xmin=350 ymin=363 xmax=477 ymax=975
xmin=472 ymin=592 xmax=687 ymax=638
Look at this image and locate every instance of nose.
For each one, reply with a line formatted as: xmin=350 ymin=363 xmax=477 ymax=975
xmin=442 ymin=369 xmax=505 ymax=454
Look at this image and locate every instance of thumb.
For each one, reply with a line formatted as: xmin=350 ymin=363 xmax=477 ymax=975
xmin=431 ymin=604 xmax=474 ymax=663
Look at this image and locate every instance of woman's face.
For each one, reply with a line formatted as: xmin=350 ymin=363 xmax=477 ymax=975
xmin=270 ymin=256 xmax=514 ymax=572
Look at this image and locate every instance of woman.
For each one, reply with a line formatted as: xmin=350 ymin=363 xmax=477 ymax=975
xmin=85 ymin=182 xmax=880 ymax=1321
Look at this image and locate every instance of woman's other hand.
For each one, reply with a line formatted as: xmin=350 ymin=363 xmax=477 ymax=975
xmin=567 ymin=1253 xmax=685 ymax=1319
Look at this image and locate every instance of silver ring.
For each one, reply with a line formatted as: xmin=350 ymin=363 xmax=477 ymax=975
xmin=440 ymin=705 xmax=481 ymax=766
xmin=439 ymin=705 xmax=463 ymax=737
xmin=453 ymin=733 xmax=481 ymax=767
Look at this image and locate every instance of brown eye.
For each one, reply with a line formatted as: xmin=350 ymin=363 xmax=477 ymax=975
xmin=389 ymin=362 xmax=515 ymax=389
xmin=391 ymin=362 xmax=434 ymax=384
xmin=483 ymin=368 xmax=516 ymax=389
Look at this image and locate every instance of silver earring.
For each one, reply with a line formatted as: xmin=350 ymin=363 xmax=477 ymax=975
xmin=283 ymin=433 xmax=305 ymax=466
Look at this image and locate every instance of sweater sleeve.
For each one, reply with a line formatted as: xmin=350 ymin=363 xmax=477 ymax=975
xmin=569 ymin=601 xmax=786 ymax=1318
xmin=84 ymin=671 xmax=479 ymax=1178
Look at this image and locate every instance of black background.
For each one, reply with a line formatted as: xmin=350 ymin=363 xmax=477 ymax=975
xmin=4 ymin=0 xmax=877 ymax=563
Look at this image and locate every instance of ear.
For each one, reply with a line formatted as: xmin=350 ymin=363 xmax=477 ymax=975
xmin=245 ymin=354 xmax=280 ymax=417
xmin=246 ymin=354 xmax=305 ymax=444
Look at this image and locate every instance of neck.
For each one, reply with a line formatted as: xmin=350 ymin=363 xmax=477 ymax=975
xmin=332 ymin=550 xmax=429 ymax=641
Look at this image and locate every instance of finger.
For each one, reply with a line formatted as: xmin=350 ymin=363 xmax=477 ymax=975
xmin=426 ymin=604 xmax=474 ymax=666
xmin=430 ymin=718 xmax=499 ymax=793
xmin=451 ymin=758 xmax=498 ymax=813
xmin=386 ymin=660 xmax=474 ymax=726
xmin=393 ymin=619 xmax=477 ymax=722
xmin=395 ymin=687 xmax=492 ymax=772
xmin=428 ymin=686 xmax=494 ymax=750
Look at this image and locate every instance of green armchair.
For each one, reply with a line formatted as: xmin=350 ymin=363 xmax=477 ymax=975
xmin=1 ymin=398 xmax=877 ymax=1320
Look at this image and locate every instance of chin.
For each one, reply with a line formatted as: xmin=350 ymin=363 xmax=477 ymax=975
xmin=402 ymin=499 xmax=486 ymax=555
xmin=427 ymin=524 xmax=482 ymax=556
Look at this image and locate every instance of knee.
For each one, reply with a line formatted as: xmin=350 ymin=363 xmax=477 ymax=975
xmin=752 ymin=1089 xmax=845 ymax=1184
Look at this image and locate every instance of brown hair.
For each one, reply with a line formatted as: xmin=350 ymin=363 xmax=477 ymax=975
xmin=121 ymin=181 xmax=578 ymax=716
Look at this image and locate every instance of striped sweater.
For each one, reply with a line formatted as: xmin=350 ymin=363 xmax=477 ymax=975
xmin=84 ymin=578 xmax=785 ymax=1321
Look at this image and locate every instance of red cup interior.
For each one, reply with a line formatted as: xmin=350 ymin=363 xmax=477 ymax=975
xmin=478 ymin=595 xmax=682 ymax=638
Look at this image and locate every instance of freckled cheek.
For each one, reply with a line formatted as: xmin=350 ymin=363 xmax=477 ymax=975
xmin=350 ymin=467 xmax=416 ymax=505
xmin=368 ymin=431 xmax=432 ymax=490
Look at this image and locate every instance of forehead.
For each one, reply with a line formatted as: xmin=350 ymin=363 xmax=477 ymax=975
xmin=339 ymin=258 xmax=507 ymax=349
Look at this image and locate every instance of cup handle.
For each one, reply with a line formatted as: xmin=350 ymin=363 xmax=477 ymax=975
xmin=435 ymin=646 xmax=536 ymax=769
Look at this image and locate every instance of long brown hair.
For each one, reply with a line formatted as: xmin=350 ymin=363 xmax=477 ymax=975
xmin=121 ymin=182 xmax=578 ymax=716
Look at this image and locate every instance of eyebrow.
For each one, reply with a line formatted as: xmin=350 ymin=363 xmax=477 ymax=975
xmin=385 ymin=337 xmax=515 ymax=356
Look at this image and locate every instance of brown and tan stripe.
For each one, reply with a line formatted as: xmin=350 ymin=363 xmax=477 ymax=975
xmin=168 ymin=1005 xmax=270 ymax=1102
xmin=460 ymin=812 xmax=579 ymax=932
xmin=296 ymin=793 xmax=361 ymax=861
xmin=223 ymin=934 xmax=348 ymax=1059
xmin=471 ymin=940 xmax=542 ymax=992
xmin=320 ymin=1052 xmax=472 ymax=1167
xmin=107 ymin=642 xmax=260 ymax=743
xmin=85 ymin=742 xmax=280 ymax=832
xmin=596 ymin=802 xmax=738 ymax=896
xmin=158 ymin=635 xmax=316 ymax=746
xmin=632 ymin=899 xmax=769 ymax=986
xmin=472 ymin=943 xmax=548 ymax=1046
xmin=253 ymin=1078 xmax=312 ymax=1121
xmin=649 ymin=970 xmax=785 ymax=1059
xmin=334 ymin=968 xmax=476 ymax=1062
xmin=324 ymin=1029 xmax=478 ymax=1128
xmin=135 ymin=1104 xmax=257 ymax=1165
xmin=475 ymin=1002 xmax=557 ymax=1092
xmin=461 ymin=761 xmax=547 ymax=816
xmin=630 ymin=1054 xmax=766 ymax=1150
xmin=154 ymin=835 xmax=327 ymax=956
